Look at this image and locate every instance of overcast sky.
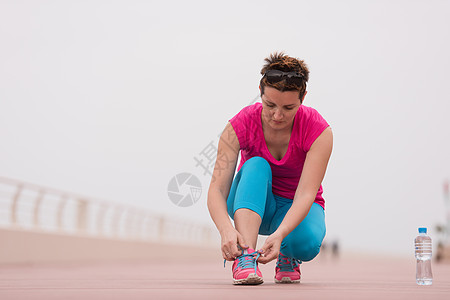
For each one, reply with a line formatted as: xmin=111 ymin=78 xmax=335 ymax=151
xmin=1 ymin=0 xmax=449 ymax=256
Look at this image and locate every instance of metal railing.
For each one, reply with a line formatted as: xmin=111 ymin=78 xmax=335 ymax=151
xmin=0 ymin=176 xmax=217 ymax=246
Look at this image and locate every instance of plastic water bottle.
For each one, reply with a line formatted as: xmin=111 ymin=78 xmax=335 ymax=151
xmin=414 ymin=227 xmax=433 ymax=285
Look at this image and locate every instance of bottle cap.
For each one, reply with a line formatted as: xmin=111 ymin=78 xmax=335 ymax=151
xmin=418 ymin=227 xmax=427 ymax=234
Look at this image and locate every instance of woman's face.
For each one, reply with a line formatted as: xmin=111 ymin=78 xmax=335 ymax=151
xmin=260 ymin=86 xmax=303 ymax=131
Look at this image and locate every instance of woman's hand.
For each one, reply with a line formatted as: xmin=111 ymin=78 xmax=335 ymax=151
xmin=221 ymin=228 xmax=248 ymax=261
xmin=257 ymin=232 xmax=283 ymax=264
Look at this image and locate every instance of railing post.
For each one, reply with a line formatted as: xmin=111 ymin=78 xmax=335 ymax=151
xmin=57 ymin=196 xmax=67 ymax=231
xmin=33 ymin=190 xmax=45 ymax=228
xmin=145 ymin=216 xmax=155 ymax=240
xmin=77 ymin=199 xmax=88 ymax=234
xmin=185 ymin=222 xmax=192 ymax=243
xmin=112 ymin=206 xmax=123 ymax=238
xmin=10 ymin=184 xmax=23 ymax=226
xmin=96 ymin=204 xmax=107 ymax=237
xmin=203 ymin=227 xmax=212 ymax=246
xmin=135 ymin=213 xmax=143 ymax=240
xmin=158 ymin=216 xmax=165 ymax=242
xmin=125 ymin=210 xmax=133 ymax=238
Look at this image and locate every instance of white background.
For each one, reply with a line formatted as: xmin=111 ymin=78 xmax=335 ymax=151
xmin=1 ymin=0 xmax=449 ymax=256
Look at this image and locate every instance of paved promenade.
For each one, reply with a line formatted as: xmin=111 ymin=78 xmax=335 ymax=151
xmin=1 ymin=249 xmax=449 ymax=300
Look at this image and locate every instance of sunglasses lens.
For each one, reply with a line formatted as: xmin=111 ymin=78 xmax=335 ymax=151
xmin=265 ymin=70 xmax=284 ymax=83
xmin=287 ymin=76 xmax=303 ymax=86
xmin=264 ymin=70 xmax=303 ymax=86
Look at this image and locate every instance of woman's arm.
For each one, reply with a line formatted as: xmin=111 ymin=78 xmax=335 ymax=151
xmin=258 ymin=126 xmax=333 ymax=263
xmin=207 ymin=122 xmax=247 ymax=260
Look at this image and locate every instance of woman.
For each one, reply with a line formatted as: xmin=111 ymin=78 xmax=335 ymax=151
xmin=207 ymin=52 xmax=333 ymax=285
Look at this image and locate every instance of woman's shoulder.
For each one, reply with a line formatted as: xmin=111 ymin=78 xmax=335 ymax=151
xmin=297 ymin=104 xmax=327 ymax=124
xmin=228 ymin=102 xmax=262 ymax=150
xmin=239 ymin=102 xmax=262 ymax=116
xmin=229 ymin=102 xmax=262 ymax=124
xmin=295 ymin=105 xmax=330 ymax=152
xmin=298 ymin=104 xmax=321 ymax=116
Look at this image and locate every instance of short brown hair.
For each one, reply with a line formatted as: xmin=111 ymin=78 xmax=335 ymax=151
xmin=260 ymin=52 xmax=310 ymax=101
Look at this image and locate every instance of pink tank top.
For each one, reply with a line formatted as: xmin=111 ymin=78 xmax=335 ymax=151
xmin=229 ymin=102 xmax=329 ymax=209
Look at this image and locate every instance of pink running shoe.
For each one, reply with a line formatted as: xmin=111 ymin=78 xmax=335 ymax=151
xmin=231 ymin=248 xmax=263 ymax=285
xmin=274 ymin=252 xmax=301 ymax=283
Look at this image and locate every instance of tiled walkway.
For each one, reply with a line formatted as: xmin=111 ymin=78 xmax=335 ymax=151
xmin=1 ymin=251 xmax=449 ymax=299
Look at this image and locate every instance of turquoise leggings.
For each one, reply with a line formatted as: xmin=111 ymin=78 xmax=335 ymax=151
xmin=227 ymin=156 xmax=326 ymax=262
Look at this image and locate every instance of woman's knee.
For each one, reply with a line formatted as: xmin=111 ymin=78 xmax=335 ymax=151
xmin=282 ymin=227 xmax=325 ymax=261
xmin=241 ymin=156 xmax=271 ymax=177
xmin=297 ymin=242 xmax=322 ymax=262
xmin=286 ymin=240 xmax=322 ymax=261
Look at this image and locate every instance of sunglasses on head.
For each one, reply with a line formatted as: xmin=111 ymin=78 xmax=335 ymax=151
xmin=263 ymin=70 xmax=304 ymax=86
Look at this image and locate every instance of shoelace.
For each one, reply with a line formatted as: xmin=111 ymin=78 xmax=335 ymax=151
xmin=224 ymin=252 xmax=261 ymax=274
xmin=276 ymin=254 xmax=301 ymax=272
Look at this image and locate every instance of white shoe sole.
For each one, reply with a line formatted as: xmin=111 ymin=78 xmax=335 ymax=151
xmin=275 ymin=277 xmax=300 ymax=283
xmin=233 ymin=273 xmax=264 ymax=285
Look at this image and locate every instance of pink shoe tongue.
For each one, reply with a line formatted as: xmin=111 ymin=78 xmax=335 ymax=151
xmin=243 ymin=248 xmax=256 ymax=255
